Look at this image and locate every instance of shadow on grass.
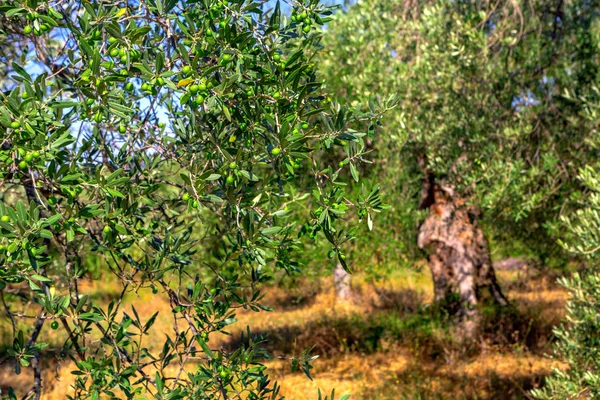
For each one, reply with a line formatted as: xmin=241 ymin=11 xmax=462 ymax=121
xmin=221 ymin=284 xmax=560 ymax=399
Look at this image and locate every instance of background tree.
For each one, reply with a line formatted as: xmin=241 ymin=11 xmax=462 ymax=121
xmin=531 ymin=100 xmax=600 ymax=399
xmin=322 ymin=0 xmax=600 ymax=323
xmin=0 ymin=0 xmax=391 ymax=398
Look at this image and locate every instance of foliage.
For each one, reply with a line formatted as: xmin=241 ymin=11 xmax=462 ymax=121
xmin=0 ymin=0 xmax=393 ymax=398
xmin=530 ymin=271 xmax=600 ymax=399
xmin=321 ymin=0 xmax=600 ymax=267
xmin=532 ymin=162 xmax=600 ymax=399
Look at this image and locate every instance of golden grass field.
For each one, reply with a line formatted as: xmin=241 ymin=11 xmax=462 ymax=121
xmin=0 ymin=266 xmax=567 ymax=399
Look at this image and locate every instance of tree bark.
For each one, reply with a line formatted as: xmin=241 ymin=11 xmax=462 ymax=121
xmin=417 ymin=179 xmax=508 ymax=324
xmin=334 ymin=262 xmax=352 ymax=300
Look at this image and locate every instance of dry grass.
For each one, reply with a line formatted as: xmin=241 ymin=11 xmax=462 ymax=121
xmin=0 ymin=266 xmax=567 ymax=399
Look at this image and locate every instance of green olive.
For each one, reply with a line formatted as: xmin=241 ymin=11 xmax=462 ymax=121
xmin=271 ymin=147 xmax=281 ymax=156
xmin=194 ymin=95 xmax=205 ymax=105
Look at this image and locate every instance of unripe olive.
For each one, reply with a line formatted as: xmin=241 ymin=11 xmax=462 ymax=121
xmin=24 ymin=25 xmax=33 ymax=34
xmin=0 ymin=215 xmax=10 ymax=222
xmin=103 ymin=225 xmax=111 ymax=234
xmin=189 ymin=84 xmax=199 ymax=94
xmin=181 ymin=65 xmax=192 ymax=75
xmin=271 ymin=147 xmax=281 ymax=156
xmin=19 ymin=160 xmax=28 ymax=170
xmin=229 ymin=162 xmax=237 ymax=170
xmin=182 ymin=193 xmax=190 ymax=202
xmin=194 ymin=95 xmax=204 ymax=106
xmin=10 ymin=121 xmax=21 ymax=129
xmin=226 ymin=175 xmax=235 ymax=185
xmin=110 ymin=48 xmax=119 ymax=57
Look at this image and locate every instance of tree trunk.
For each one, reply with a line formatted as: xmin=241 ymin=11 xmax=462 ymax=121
xmin=417 ymin=179 xmax=508 ymax=325
xmin=334 ymin=262 xmax=352 ymax=300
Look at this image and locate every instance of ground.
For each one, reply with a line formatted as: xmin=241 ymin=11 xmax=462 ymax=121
xmin=0 ymin=266 xmax=567 ymax=399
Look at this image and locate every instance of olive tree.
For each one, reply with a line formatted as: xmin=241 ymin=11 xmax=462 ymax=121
xmin=0 ymin=0 xmax=391 ymax=398
xmin=531 ymin=101 xmax=600 ymax=399
xmin=322 ymin=0 xmax=600 ymax=324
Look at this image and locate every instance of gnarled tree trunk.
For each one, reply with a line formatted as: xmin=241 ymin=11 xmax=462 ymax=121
xmin=417 ymin=177 xmax=508 ymax=328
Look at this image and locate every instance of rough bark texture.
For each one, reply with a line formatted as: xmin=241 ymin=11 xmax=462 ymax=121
xmin=334 ymin=262 xmax=352 ymax=300
xmin=417 ymin=180 xmax=508 ymax=324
